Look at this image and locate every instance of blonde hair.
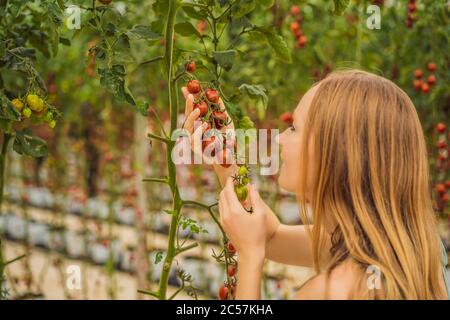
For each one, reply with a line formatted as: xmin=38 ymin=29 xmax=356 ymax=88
xmin=298 ymin=70 xmax=446 ymax=299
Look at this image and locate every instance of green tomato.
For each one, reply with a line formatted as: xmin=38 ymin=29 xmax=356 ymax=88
xmin=237 ymin=165 xmax=248 ymax=176
xmin=22 ymin=107 xmax=32 ymax=118
xmin=234 ymin=185 xmax=248 ymax=202
xmin=49 ymin=120 xmax=56 ymax=129
xmin=241 ymin=176 xmax=249 ymax=185
xmin=45 ymin=111 xmax=54 ymax=122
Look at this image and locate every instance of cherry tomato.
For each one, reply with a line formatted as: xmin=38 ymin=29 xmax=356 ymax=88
xmin=227 ymin=242 xmax=236 ymax=256
xmin=22 ymin=107 xmax=32 ymax=118
xmin=436 ymin=184 xmax=446 ymax=194
xmin=427 ymin=62 xmax=436 ymax=72
xmin=187 ymin=80 xmax=201 ymax=94
xmin=186 ymin=61 xmax=196 ymax=73
xmin=290 ymin=5 xmax=300 ymax=15
xmin=11 ymin=98 xmax=24 ymax=111
xmin=427 ymin=74 xmax=436 ymax=86
xmin=436 ymin=123 xmax=446 ymax=133
xmin=218 ymin=149 xmax=233 ymax=168
xmin=205 ymin=89 xmax=220 ymax=104
xmin=228 ymin=265 xmax=236 ymax=277
xmin=218 ymin=285 xmax=228 ymax=300
xmin=213 ymin=110 xmax=228 ymax=129
xmin=234 ymin=185 xmax=248 ymax=202
xmin=202 ymin=134 xmax=218 ymax=157
xmin=237 ymin=165 xmax=248 ymax=176
xmin=414 ymin=69 xmax=423 ymax=79
xmin=193 ymin=100 xmax=208 ymax=117
xmin=26 ymin=94 xmax=44 ymax=112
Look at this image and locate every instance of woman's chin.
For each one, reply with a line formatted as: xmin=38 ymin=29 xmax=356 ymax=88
xmin=278 ymin=172 xmax=294 ymax=193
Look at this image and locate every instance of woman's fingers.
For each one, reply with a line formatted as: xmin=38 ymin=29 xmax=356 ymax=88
xmin=223 ymin=177 xmax=242 ymax=211
xmin=219 ymin=187 xmax=230 ymax=226
xmin=248 ymin=184 xmax=263 ymax=215
xmin=184 ymin=108 xmax=200 ymax=133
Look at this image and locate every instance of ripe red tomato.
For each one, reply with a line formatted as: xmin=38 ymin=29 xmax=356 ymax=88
xmin=436 ymin=184 xmax=446 ymax=194
xmin=445 ymin=181 xmax=450 ymax=189
xmin=290 ymin=21 xmax=300 ymax=33
xmin=436 ymin=123 xmax=446 ymax=133
xmin=441 ymin=193 xmax=449 ymax=203
xmin=228 ymin=265 xmax=236 ymax=277
xmin=427 ymin=74 xmax=436 ymax=86
xmin=213 ymin=110 xmax=228 ymax=129
xmin=280 ymin=111 xmax=293 ymax=124
xmin=290 ymin=5 xmax=300 ymax=15
xmin=427 ymin=62 xmax=436 ymax=72
xmin=227 ymin=242 xmax=236 ymax=255
xmin=413 ymin=79 xmax=422 ymax=91
xmin=421 ymin=82 xmax=429 ymax=93
xmin=217 ymin=149 xmax=233 ymax=168
xmin=297 ymin=35 xmax=307 ymax=47
xmin=202 ymin=134 xmax=218 ymax=157
xmin=187 ymin=80 xmax=201 ymax=94
xmin=218 ymin=285 xmax=229 ymax=300
xmin=193 ymin=100 xmax=208 ymax=116
xmin=414 ymin=69 xmax=423 ymax=79
xmin=407 ymin=2 xmax=416 ymax=12
xmin=186 ymin=61 xmax=196 ymax=73
xmin=436 ymin=140 xmax=446 ymax=149
xmin=205 ymin=89 xmax=220 ymax=104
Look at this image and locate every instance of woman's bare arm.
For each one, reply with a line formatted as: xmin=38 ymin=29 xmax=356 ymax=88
xmin=265 ymin=224 xmax=316 ymax=267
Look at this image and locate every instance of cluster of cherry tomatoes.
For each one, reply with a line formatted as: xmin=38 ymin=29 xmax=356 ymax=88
xmin=406 ymin=0 xmax=417 ymax=29
xmin=289 ymin=6 xmax=307 ymax=49
xmin=11 ymin=93 xmax=56 ymax=128
xmin=219 ymin=242 xmax=237 ymax=300
xmin=434 ymin=122 xmax=449 ymax=211
xmin=185 ymin=61 xmax=235 ymax=168
xmin=412 ymin=62 xmax=437 ymax=94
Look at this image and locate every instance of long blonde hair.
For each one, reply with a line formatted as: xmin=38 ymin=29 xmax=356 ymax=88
xmin=298 ymin=70 xmax=446 ymax=299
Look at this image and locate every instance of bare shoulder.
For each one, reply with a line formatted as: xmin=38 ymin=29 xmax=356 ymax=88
xmin=295 ymin=261 xmax=358 ymax=300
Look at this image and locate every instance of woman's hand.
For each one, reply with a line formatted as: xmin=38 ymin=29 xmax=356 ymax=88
xmin=180 ymin=87 xmax=234 ymax=147
xmin=181 ymin=87 xmax=237 ymax=186
xmin=219 ymin=177 xmax=268 ymax=261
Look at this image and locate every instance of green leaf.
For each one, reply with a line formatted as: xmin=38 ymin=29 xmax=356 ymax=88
xmin=136 ymin=100 xmax=149 ymax=117
xmin=0 ymin=95 xmax=21 ymax=121
xmin=113 ymin=33 xmax=131 ymax=52
xmin=237 ymin=115 xmax=254 ymax=130
xmin=212 ymin=50 xmax=236 ymax=71
xmin=181 ymin=6 xmax=205 ymax=20
xmin=59 ymin=37 xmax=71 ymax=46
xmin=333 ymin=0 xmax=350 ymax=15
xmin=253 ymin=27 xmax=291 ymax=63
xmin=98 ymin=65 xmax=136 ymax=106
xmin=239 ymin=84 xmax=268 ymax=109
xmin=154 ymin=251 xmax=163 ymax=264
xmin=258 ymin=0 xmax=274 ymax=8
xmin=174 ymin=22 xmax=201 ymax=38
xmin=13 ymin=130 xmax=48 ymax=158
xmin=127 ymin=25 xmax=161 ymax=40
xmin=231 ymin=0 xmax=255 ymax=19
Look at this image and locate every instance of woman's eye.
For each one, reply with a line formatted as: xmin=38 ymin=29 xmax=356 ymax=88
xmin=289 ymin=125 xmax=295 ymax=131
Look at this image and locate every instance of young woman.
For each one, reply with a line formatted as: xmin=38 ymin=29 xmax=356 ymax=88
xmin=181 ymin=70 xmax=449 ymax=300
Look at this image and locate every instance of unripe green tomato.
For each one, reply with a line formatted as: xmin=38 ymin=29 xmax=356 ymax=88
xmin=234 ymin=185 xmax=248 ymax=202
xmin=237 ymin=165 xmax=248 ymax=176
xmin=49 ymin=120 xmax=56 ymax=129
xmin=22 ymin=107 xmax=32 ymax=118
xmin=241 ymin=176 xmax=249 ymax=185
